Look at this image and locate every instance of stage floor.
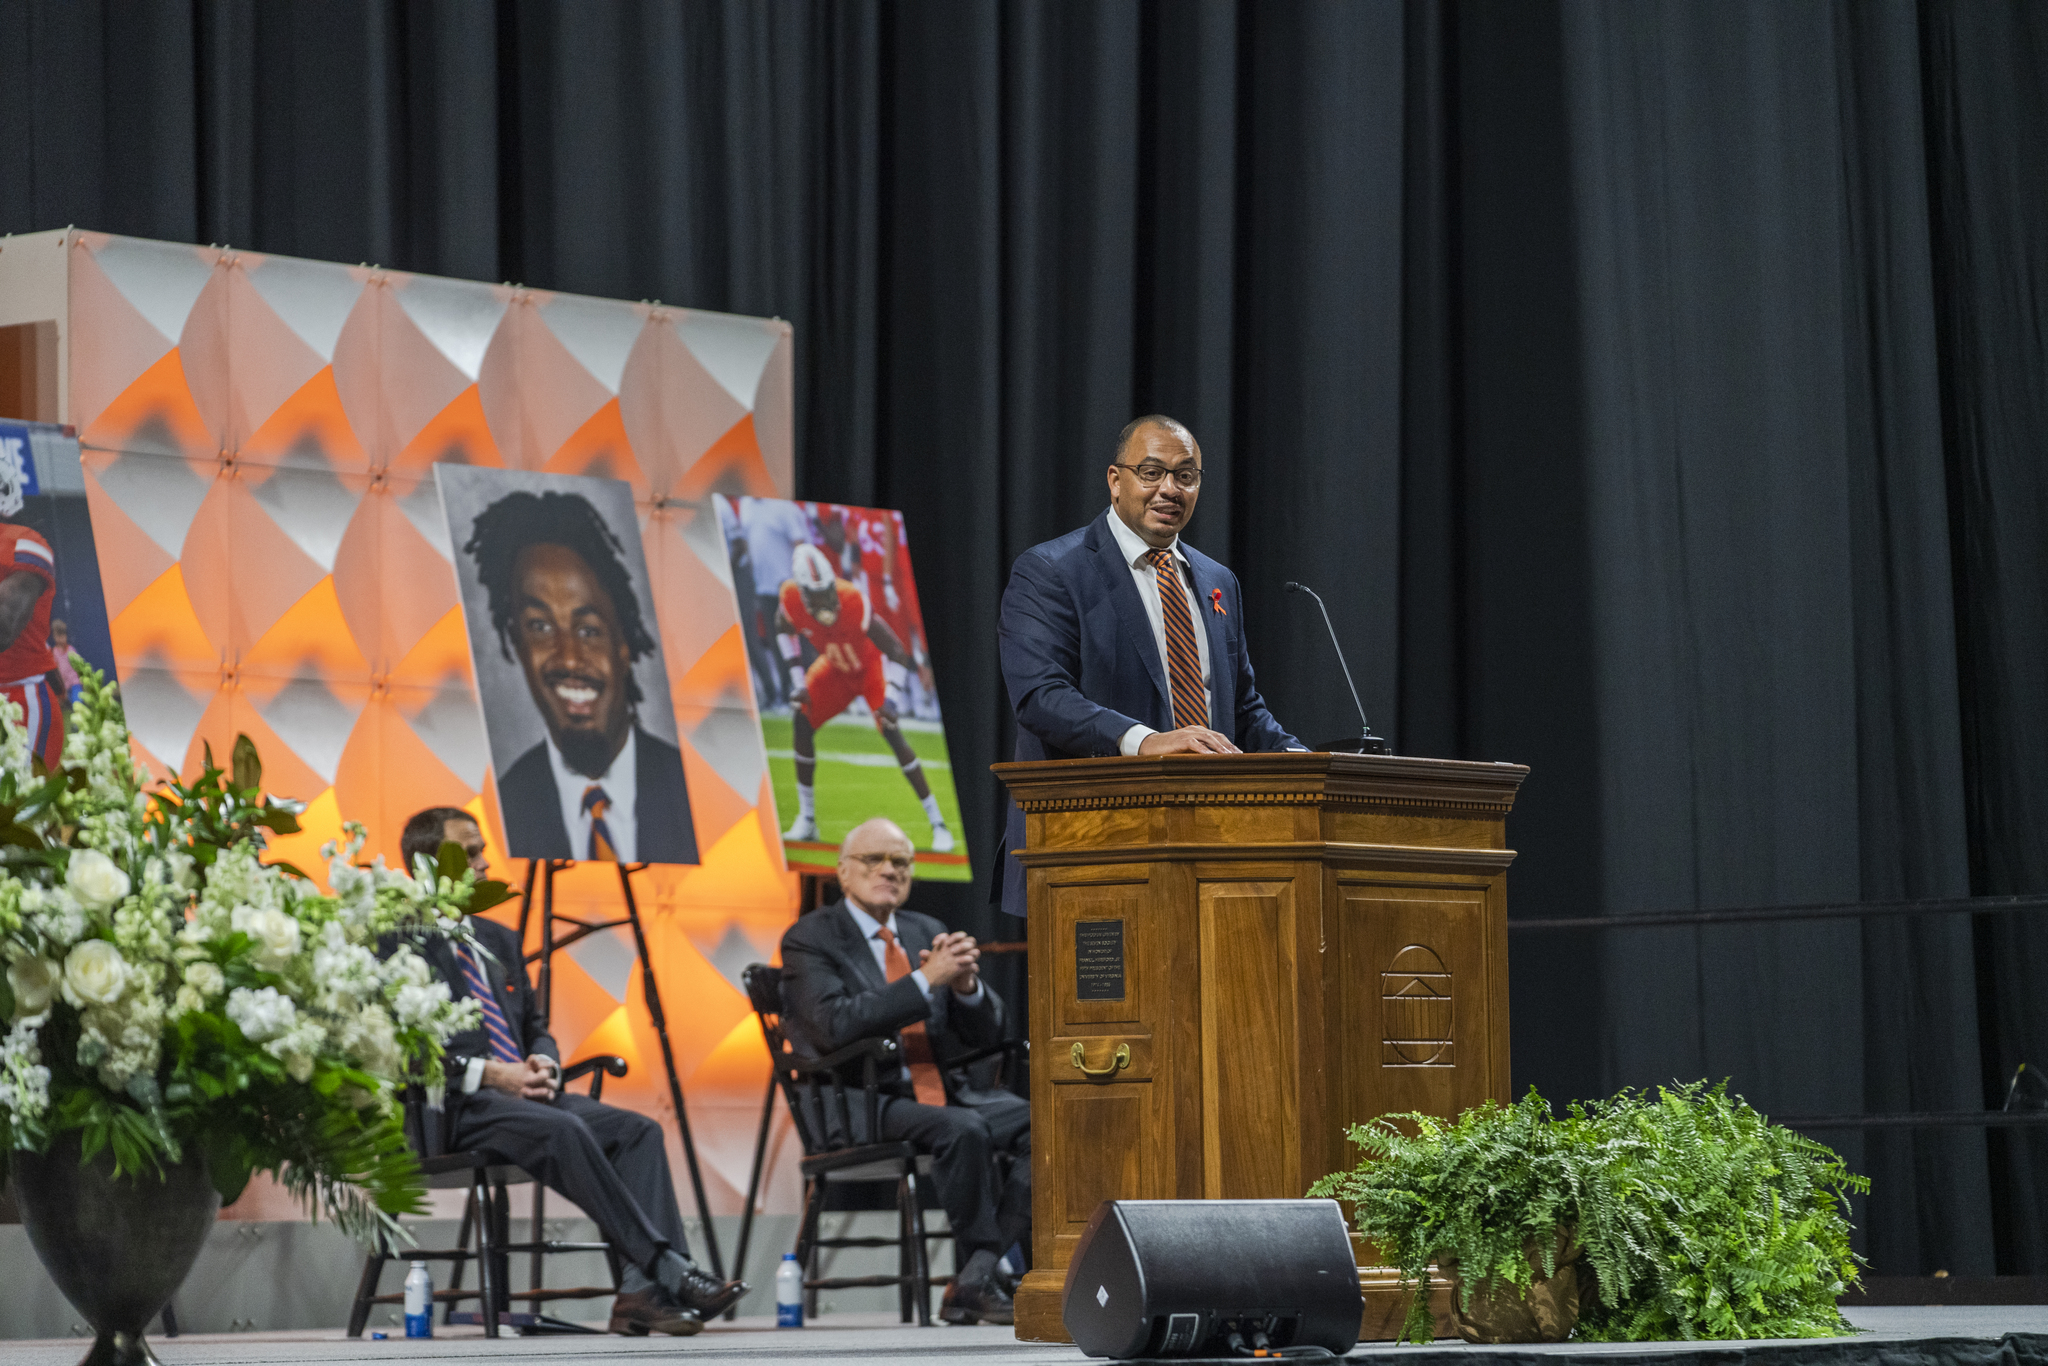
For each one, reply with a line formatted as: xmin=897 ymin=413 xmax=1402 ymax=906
xmin=0 ymin=1307 xmax=2037 ymax=1366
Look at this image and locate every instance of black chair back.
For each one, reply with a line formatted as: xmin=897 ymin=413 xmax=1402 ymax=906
xmin=744 ymin=961 xmax=890 ymax=1152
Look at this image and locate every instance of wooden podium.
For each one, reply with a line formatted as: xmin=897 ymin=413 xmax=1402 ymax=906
xmin=992 ymin=751 xmax=1528 ymax=1342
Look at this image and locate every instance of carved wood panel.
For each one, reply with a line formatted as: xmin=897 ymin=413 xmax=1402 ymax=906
xmin=1337 ymin=885 xmax=1493 ymax=1124
xmin=1197 ymin=879 xmax=1300 ymax=1199
xmin=1050 ymin=1087 xmax=1148 ymax=1230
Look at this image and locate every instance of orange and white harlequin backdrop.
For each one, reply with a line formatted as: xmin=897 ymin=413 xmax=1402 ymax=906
xmin=0 ymin=229 xmax=810 ymax=1222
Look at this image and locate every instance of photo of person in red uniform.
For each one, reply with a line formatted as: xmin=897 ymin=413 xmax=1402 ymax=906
xmin=776 ymin=542 xmax=954 ymax=855
xmin=717 ymin=495 xmax=969 ymax=881
xmin=0 ymin=522 xmax=66 ymax=771
xmin=852 ymin=508 xmax=938 ymax=724
xmin=0 ymin=423 xmax=117 ymax=759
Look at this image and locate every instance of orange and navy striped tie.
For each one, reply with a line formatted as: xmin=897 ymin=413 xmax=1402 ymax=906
xmin=876 ymin=925 xmax=949 ymax=1107
xmin=1148 ymin=548 xmax=1209 ymax=730
xmin=457 ymin=945 xmax=523 ymax=1063
xmin=581 ymin=784 xmax=617 ymax=862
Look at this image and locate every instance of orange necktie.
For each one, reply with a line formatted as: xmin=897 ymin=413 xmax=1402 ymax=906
xmin=1148 ymin=548 xmax=1208 ymax=730
xmin=875 ymin=925 xmax=948 ymax=1107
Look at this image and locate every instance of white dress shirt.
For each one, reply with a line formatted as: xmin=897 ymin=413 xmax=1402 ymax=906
xmin=548 ymin=727 xmax=638 ymax=862
xmin=843 ymin=896 xmax=984 ymax=1084
xmin=1103 ymin=509 xmax=1214 ymax=755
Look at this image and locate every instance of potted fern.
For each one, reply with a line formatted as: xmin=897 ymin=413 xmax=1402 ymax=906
xmin=1309 ymin=1082 xmax=1868 ymax=1344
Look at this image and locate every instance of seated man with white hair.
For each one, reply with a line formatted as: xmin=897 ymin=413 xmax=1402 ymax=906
xmin=777 ymin=817 xmax=1030 ymax=1325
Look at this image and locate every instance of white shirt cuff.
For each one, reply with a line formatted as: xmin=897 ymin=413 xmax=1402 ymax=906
xmin=910 ymin=967 xmax=932 ymax=995
xmin=952 ymin=980 xmax=986 ymax=1005
xmin=462 ymin=1055 xmax=486 ymax=1094
xmin=1119 ymin=724 xmax=1155 ymax=756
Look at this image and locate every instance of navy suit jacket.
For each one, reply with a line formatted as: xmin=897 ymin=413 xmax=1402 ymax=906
xmin=777 ymin=900 xmax=1007 ymax=1095
xmin=994 ymin=512 xmax=1299 ymax=914
xmin=496 ymin=725 xmax=700 ymax=864
xmin=380 ymin=916 xmax=556 ymax=1154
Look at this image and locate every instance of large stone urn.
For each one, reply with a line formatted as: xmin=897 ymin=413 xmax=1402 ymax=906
xmin=14 ymin=1134 xmax=218 ymax=1365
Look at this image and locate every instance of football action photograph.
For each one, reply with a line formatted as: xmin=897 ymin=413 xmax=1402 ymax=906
xmin=717 ymin=496 xmax=969 ymax=881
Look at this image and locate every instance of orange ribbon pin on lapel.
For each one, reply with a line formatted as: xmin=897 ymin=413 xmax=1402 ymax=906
xmin=1211 ymin=588 xmax=1226 ymax=614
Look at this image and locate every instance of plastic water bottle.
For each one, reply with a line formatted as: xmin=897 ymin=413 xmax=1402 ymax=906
xmin=776 ymin=1253 xmax=803 ymax=1327
xmin=403 ymin=1260 xmax=433 ymax=1338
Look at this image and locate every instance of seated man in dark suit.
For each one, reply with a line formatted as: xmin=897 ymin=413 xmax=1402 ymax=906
xmin=460 ymin=489 xmax=698 ymax=864
xmin=398 ymin=807 xmax=743 ymax=1335
xmin=778 ymin=817 xmax=1029 ymax=1325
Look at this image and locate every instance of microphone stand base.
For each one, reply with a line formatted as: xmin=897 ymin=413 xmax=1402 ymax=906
xmin=1317 ymin=735 xmax=1394 ymax=756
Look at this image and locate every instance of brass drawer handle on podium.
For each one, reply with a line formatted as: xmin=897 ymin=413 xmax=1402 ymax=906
xmin=1070 ymin=1041 xmax=1131 ymax=1076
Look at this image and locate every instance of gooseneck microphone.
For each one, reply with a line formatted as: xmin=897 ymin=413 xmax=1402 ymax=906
xmin=1285 ymin=582 xmax=1392 ymax=755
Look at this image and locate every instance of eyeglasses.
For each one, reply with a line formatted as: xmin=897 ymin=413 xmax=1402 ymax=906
xmin=1112 ymin=462 xmax=1203 ymax=490
xmin=848 ymin=852 xmax=915 ymax=873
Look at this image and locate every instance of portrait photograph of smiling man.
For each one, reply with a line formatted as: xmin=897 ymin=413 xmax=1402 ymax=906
xmin=438 ymin=467 xmax=699 ymax=866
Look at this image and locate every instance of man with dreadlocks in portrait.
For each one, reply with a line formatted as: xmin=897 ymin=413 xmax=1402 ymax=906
xmin=464 ymin=490 xmax=699 ymax=864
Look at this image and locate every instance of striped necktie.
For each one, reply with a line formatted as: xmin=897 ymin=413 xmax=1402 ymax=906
xmin=581 ymin=784 xmax=617 ymax=862
xmin=1147 ymin=548 xmax=1208 ymax=731
xmin=875 ymin=925 xmax=948 ymax=1108
xmin=456 ymin=944 xmax=523 ymax=1064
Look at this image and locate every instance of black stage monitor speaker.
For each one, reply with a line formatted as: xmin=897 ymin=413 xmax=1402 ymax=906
xmin=1062 ymin=1199 xmax=1362 ymax=1359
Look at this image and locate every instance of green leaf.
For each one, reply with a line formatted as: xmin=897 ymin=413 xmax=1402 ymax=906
xmin=231 ymin=733 xmax=262 ymax=793
xmin=467 ymin=877 xmax=515 ymax=915
xmin=254 ymin=806 xmax=302 ymax=835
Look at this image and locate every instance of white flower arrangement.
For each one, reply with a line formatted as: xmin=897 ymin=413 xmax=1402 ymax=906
xmin=0 ymin=669 xmax=500 ymax=1243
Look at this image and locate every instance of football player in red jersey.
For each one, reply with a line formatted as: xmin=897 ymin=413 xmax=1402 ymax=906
xmin=852 ymin=509 xmax=936 ymax=718
xmin=0 ymin=524 xmax=63 ymax=770
xmin=776 ymin=543 xmax=954 ymax=853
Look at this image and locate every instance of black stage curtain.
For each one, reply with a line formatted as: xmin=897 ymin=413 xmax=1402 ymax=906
xmin=3 ymin=0 xmax=2043 ymax=1274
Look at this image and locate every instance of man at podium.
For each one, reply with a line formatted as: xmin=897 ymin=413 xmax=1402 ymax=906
xmin=995 ymin=414 xmax=1301 ymax=914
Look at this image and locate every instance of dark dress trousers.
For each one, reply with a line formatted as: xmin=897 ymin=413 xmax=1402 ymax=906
xmin=778 ymin=901 xmax=1031 ymax=1259
xmin=424 ymin=916 xmax=693 ymax=1274
xmin=495 ymin=724 xmax=700 ymax=864
xmin=994 ymin=511 xmax=1301 ymax=913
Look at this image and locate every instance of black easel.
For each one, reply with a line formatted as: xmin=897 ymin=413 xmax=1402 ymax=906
xmin=729 ymin=870 xmax=838 ymax=1305
xmin=514 ymin=858 xmax=728 ymax=1283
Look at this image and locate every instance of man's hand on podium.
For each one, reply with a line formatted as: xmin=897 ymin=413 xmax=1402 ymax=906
xmin=1138 ymin=726 xmax=1242 ymax=756
xmin=920 ymin=931 xmax=981 ymax=995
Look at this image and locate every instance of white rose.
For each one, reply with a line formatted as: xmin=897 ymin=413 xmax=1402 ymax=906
xmin=7 ymin=957 xmax=59 ymax=1018
xmin=233 ymin=906 xmax=301 ymax=971
xmin=226 ymin=986 xmax=295 ymax=1042
xmin=184 ymin=961 xmax=226 ymax=999
xmin=66 ymin=850 xmax=131 ymax=913
xmin=61 ymin=940 xmax=128 ymax=1008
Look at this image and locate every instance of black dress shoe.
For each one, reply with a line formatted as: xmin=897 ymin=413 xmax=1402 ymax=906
xmin=667 ymin=1262 xmax=748 ymax=1319
xmin=940 ymin=1252 xmax=1015 ymax=1326
xmin=940 ymin=1275 xmax=1015 ymax=1326
xmin=608 ymin=1288 xmax=703 ymax=1336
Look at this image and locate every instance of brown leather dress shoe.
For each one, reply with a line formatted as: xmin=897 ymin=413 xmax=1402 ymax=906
xmin=609 ymin=1288 xmax=703 ymax=1336
xmin=939 ymin=1273 xmax=1015 ymax=1326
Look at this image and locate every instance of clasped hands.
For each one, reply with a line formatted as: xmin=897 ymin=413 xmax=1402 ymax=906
xmin=483 ymin=1054 xmax=561 ymax=1101
xmin=918 ymin=930 xmax=981 ymax=995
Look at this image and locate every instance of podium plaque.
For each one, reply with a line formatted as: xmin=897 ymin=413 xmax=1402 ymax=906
xmin=993 ymin=752 xmax=1528 ymax=1342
